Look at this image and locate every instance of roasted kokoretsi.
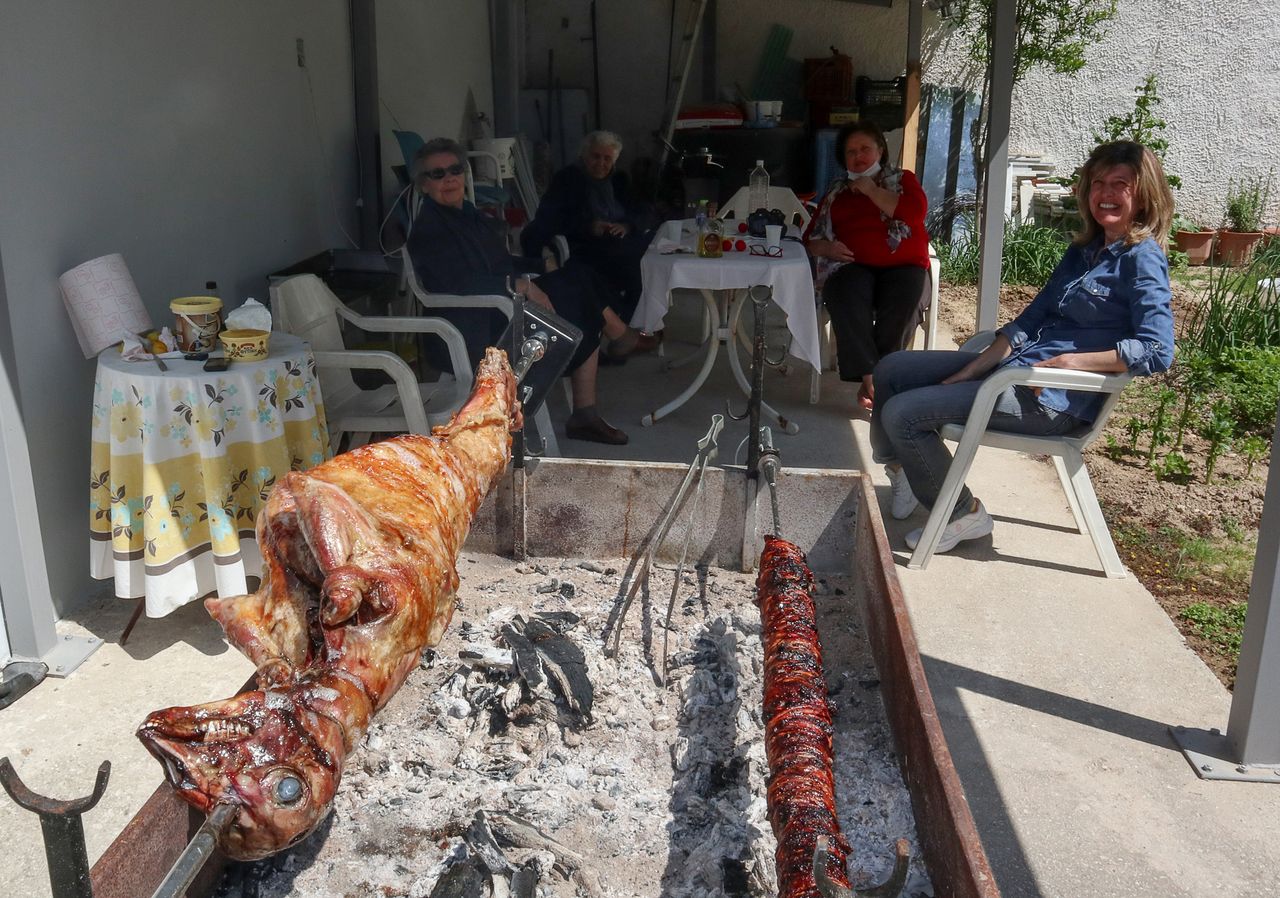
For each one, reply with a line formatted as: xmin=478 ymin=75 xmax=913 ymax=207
xmin=757 ymin=536 xmax=853 ymax=897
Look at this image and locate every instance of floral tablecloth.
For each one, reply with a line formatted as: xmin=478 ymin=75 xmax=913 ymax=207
xmin=89 ymin=332 xmax=330 ymax=616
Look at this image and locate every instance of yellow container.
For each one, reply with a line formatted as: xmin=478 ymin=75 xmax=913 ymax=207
xmin=170 ymin=296 xmax=224 ymax=352
xmin=219 ymin=328 xmax=271 ymax=362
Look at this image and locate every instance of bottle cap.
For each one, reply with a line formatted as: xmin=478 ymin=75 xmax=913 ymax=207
xmin=756 ymin=159 xmax=764 ymax=166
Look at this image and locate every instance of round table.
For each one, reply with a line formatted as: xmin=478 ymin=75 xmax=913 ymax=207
xmin=634 ymin=232 xmax=819 ymax=431
xmin=89 ymin=332 xmax=330 ymax=618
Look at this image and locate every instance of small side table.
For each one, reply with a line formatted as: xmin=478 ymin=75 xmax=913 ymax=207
xmin=89 ymin=333 xmax=329 ymax=632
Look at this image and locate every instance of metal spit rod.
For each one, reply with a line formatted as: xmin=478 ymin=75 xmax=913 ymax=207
xmin=728 ymin=285 xmax=776 ymax=479
xmin=757 ymin=426 xmax=782 ymax=537
xmin=149 ymin=803 xmax=237 ymax=898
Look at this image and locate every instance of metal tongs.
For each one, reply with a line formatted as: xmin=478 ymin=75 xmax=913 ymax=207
xmin=608 ymin=414 xmax=724 ymax=677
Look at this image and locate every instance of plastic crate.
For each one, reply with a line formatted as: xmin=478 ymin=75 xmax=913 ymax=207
xmin=804 ymin=52 xmax=853 ymax=103
xmin=855 ymin=76 xmax=906 ymax=108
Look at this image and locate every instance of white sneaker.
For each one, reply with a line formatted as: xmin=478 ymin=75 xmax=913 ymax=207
xmin=905 ymin=500 xmax=994 ymax=553
xmin=885 ymin=465 xmax=919 ymax=520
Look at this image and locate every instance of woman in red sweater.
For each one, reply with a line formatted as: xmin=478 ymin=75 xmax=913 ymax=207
xmin=804 ymin=121 xmax=930 ymax=409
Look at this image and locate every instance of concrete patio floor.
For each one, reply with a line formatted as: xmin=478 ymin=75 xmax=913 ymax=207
xmin=3 ymin=294 xmax=1278 ymax=897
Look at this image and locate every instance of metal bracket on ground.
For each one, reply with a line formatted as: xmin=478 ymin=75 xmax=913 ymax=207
xmin=1171 ymin=725 xmax=1280 ymax=784
xmin=42 ymin=632 xmax=102 ymax=678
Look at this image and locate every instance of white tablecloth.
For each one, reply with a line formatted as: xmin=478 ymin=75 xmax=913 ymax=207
xmin=634 ymin=235 xmax=821 ymax=370
xmin=90 ymin=333 xmax=330 ymax=616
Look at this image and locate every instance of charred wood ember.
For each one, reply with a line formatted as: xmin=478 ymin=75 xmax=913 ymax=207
xmin=756 ymin=536 xmax=853 ymax=898
xmin=137 ymin=348 xmax=520 ymax=861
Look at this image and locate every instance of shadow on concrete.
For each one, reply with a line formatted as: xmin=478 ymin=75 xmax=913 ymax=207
xmin=988 ymin=513 xmax=1081 ymax=535
xmin=60 ymin=591 xmax=233 ymax=661
xmin=920 ymin=654 xmax=1183 ymax=897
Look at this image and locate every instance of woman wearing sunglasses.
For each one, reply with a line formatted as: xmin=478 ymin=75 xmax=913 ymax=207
xmin=803 ymin=121 xmax=931 ymax=410
xmin=406 ymin=137 xmax=642 ymax=445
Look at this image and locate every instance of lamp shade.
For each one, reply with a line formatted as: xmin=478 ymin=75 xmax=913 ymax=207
xmin=58 ymin=253 xmax=154 ymax=358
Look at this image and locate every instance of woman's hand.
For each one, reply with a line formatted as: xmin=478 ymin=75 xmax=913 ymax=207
xmin=591 ymin=220 xmax=628 ymax=238
xmin=941 ymin=334 xmax=1012 ymax=384
xmin=517 ymin=278 xmax=555 ymax=311
xmin=850 ymin=176 xmax=877 ymax=195
xmin=852 ymin=177 xmax=901 ymax=217
xmin=805 ymin=238 xmax=856 ymax=263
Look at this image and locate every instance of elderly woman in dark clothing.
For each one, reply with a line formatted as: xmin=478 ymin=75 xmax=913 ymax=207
xmin=406 ymin=137 xmax=647 ymax=445
xmin=521 ymin=130 xmax=656 ymax=333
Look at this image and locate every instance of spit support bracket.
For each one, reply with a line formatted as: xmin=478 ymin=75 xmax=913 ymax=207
xmin=0 ymin=755 xmax=111 ymax=898
xmin=813 ymin=834 xmax=912 ymax=898
xmin=757 ymin=426 xmax=783 ymax=538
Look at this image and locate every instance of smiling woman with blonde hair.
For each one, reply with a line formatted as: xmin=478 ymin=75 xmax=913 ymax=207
xmin=867 ymin=140 xmax=1175 ymax=555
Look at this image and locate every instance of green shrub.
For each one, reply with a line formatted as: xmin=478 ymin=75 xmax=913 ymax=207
xmin=1091 ymin=73 xmax=1181 ymax=191
xmin=1216 ymin=345 xmax=1280 ymax=435
xmin=1151 ymin=451 xmax=1191 ymax=483
xmin=1224 ymin=172 xmax=1273 ymax=233
xmin=1183 ymin=245 xmax=1280 ymax=357
xmin=935 ymin=215 xmax=1068 ymax=286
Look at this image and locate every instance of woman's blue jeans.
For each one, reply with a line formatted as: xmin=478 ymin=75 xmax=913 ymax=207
xmin=870 ymin=350 xmax=1084 ymax=520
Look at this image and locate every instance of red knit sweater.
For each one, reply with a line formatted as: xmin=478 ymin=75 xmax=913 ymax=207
xmin=803 ymin=171 xmax=930 ymax=269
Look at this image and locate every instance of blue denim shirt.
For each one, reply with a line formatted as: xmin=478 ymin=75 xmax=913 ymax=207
xmin=995 ymin=236 xmax=1174 ymax=422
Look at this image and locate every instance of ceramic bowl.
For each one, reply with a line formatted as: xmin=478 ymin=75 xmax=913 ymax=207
xmin=219 ymin=328 xmax=270 ymax=362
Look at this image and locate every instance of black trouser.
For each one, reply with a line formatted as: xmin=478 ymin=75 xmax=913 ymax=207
xmin=572 ymin=232 xmax=650 ymax=325
xmin=822 ymin=263 xmax=928 ymax=381
xmin=536 ymin=263 xmax=605 ymax=371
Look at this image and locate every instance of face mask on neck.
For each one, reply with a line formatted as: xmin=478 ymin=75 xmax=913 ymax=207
xmin=848 ymin=160 xmax=882 ymax=181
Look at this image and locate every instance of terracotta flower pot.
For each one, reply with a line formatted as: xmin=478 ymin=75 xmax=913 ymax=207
xmin=1172 ymin=229 xmax=1214 ymax=265
xmin=1217 ymin=229 xmax=1264 ymax=266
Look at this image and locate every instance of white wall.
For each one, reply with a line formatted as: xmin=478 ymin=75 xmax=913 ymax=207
xmin=376 ymin=0 xmax=494 ymax=207
xmin=0 ymin=1 xmax=357 ymax=618
xmin=924 ymin=0 xmax=1280 ymax=227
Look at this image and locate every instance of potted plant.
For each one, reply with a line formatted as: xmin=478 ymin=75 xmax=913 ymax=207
xmin=1171 ymin=215 xmax=1213 ymax=265
xmin=1218 ymin=173 xmax=1273 ymax=265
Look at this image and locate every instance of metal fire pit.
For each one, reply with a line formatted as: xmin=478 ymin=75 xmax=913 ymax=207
xmin=76 ymin=460 xmax=996 ymax=898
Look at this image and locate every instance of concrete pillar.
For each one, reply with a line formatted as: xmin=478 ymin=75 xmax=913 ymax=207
xmin=1227 ymin=397 xmax=1280 ymax=764
xmin=975 ymin=0 xmax=1015 ymax=333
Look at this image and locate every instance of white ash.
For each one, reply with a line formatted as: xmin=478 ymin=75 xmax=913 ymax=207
xmin=214 ymin=553 xmax=934 ymax=898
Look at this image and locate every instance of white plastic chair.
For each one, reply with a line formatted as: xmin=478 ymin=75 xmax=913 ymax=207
xmin=270 ymin=274 xmax=472 ymax=450
xmin=399 ymin=246 xmax=561 ymax=455
xmin=717 ymin=185 xmax=812 ymax=232
xmin=906 ymin=331 xmax=1132 ymax=578
xmin=808 ymin=243 xmax=940 ymax=404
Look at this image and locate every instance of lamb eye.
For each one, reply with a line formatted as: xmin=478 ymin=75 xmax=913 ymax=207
xmin=275 ymin=775 xmax=303 ymax=805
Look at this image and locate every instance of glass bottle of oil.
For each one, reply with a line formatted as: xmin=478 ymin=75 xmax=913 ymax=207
xmin=697 ymin=211 xmax=724 ymax=258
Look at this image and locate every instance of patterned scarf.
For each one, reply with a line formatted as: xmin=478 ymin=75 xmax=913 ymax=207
xmin=809 ymin=163 xmax=911 ymax=292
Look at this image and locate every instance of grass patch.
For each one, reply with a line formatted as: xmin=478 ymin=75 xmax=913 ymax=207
xmin=1179 ymin=601 xmax=1248 ymax=656
xmin=1110 ymin=519 xmax=1254 ymax=680
xmin=934 ymin=216 xmax=1069 ymax=287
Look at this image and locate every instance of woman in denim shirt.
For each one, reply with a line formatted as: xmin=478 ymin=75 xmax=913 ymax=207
xmin=870 ymin=141 xmax=1176 ymax=553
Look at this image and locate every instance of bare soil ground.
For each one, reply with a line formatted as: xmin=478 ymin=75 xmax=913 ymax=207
xmin=936 ymin=280 xmax=1265 ymax=689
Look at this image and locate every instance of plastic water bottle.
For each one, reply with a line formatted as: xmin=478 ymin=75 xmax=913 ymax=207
xmin=749 ymin=160 xmax=770 ymax=213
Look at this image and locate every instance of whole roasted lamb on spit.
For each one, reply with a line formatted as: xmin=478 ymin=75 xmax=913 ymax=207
xmin=138 ymin=347 xmax=520 ymax=860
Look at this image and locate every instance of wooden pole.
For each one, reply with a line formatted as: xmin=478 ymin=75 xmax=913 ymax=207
xmin=900 ymin=0 xmax=924 ymax=171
